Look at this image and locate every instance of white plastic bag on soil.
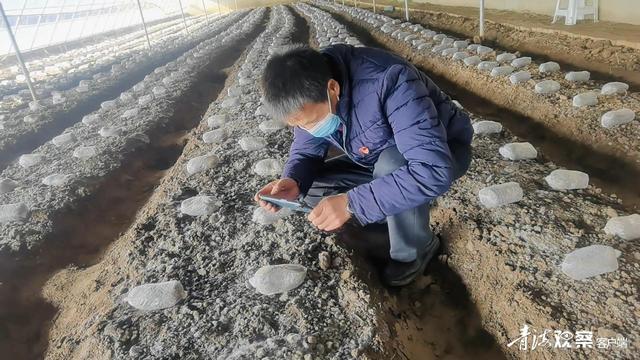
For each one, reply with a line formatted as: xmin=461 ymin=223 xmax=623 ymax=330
xmin=186 ymin=154 xmax=220 ymax=175
xmin=249 ymin=264 xmax=307 ymax=296
xmin=561 ymin=245 xmax=620 ymax=280
xmin=478 ymin=182 xmax=523 ymax=208
xmin=544 ymin=169 xmax=589 ymax=190
xmin=238 ymin=136 xmax=268 ymax=151
xmin=499 ymin=142 xmax=537 ymax=160
xmin=0 ymin=202 xmax=29 ymax=223
xmin=180 ymin=195 xmax=219 ymax=216
xmin=253 ymin=159 xmax=284 ymax=177
xmin=125 ymin=280 xmax=187 ymax=311
xmin=604 ymin=214 xmax=640 ymax=240
xmin=252 ymin=206 xmax=292 ymax=225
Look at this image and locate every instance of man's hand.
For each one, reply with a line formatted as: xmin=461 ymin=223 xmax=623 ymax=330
xmin=308 ymin=193 xmax=351 ymax=231
xmin=255 ymin=178 xmax=300 ymax=213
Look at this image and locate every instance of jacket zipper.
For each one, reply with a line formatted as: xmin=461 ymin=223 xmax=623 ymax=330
xmin=334 ymin=118 xmax=370 ymax=169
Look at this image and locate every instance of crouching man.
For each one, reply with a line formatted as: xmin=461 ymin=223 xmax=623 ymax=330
xmin=255 ymin=44 xmax=473 ymax=286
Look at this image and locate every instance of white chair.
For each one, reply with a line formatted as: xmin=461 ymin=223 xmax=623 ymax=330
xmin=553 ymin=0 xmax=599 ymax=25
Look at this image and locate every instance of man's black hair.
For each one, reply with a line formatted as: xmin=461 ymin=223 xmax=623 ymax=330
xmin=261 ymin=44 xmax=332 ymax=121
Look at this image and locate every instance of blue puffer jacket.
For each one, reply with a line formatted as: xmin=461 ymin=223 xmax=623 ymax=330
xmin=281 ymin=44 xmax=473 ymax=225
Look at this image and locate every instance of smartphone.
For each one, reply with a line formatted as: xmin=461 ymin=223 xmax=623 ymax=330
xmin=258 ymin=195 xmax=313 ymax=213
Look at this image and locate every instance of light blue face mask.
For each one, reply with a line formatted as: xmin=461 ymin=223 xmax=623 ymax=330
xmin=304 ymin=90 xmax=340 ymax=138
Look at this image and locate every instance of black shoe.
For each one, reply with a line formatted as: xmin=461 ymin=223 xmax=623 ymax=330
xmin=382 ymin=235 xmax=441 ymax=287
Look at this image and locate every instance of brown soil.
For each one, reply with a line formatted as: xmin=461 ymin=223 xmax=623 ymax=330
xmin=0 ymin=122 xmax=182 ymax=360
xmin=338 ymin=225 xmax=507 ymax=360
xmin=356 ymin=1 xmax=640 ymax=88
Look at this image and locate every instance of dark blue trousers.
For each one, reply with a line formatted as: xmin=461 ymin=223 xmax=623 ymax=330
xmin=303 ymin=145 xmax=471 ymax=262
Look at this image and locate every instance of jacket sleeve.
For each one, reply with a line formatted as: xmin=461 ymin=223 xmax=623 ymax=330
xmin=347 ymin=64 xmax=455 ymax=225
xmin=281 ymin=126 xmax=329 ymax=195
xmin=418 ymin=69 xmax=474 ymax=147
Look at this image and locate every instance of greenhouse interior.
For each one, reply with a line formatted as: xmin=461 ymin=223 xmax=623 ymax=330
xmin=0 ymin=0 xmax=638 ymax=359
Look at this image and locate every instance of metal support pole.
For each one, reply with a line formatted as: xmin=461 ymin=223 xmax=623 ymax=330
xmin=5 ymin=0 xmax=29 ymax=54
xmin=217 ymin=0 xmax=221 ymax=14
xmin=404 ymin=0 xmax=409 ymax=21
xmin=479 ymin=0 xmax=485 ymax=39
xmin=234 ymin=0 xmax=238 ymax=11
xmin=115 ymin=3 xmax=133 ymax=36
xmin=0 ymin=3 xmax=37 ymax=102
xmin=136 ymin=0 xmax=152 ymax=49
xmin=111 ymin=4 xmax=126 ymax=37
xmin=124 ymin=3 xmax=137 ymax=31
xmin=29 ymin=0 xmax=51 ymax=50
xmin=100 ymin=2 xmax=120 ymax=34
xmin=342 ymin=0 xmax=344 ymax=5
xmin=77 ymin=0 xmax=97 ymax=40
xmin=178 ymin=0 xmax=189 ymax=34
xmin=96 ymin=2 xmax=111 ymax=34
xmin=94 ymin=1 xmax=110 ymax=35
xmin=201 ymin=0 xmax=209 ymax=21
xmin=48 ymin=0 xmax=67 ymax=45
xmin=354 ymin=0 xmax=357 ymax=8
xmin=373 ymin=0 xmax=376 ymax=13
xmin=64 ymin=1 xmax=83 ymax=43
